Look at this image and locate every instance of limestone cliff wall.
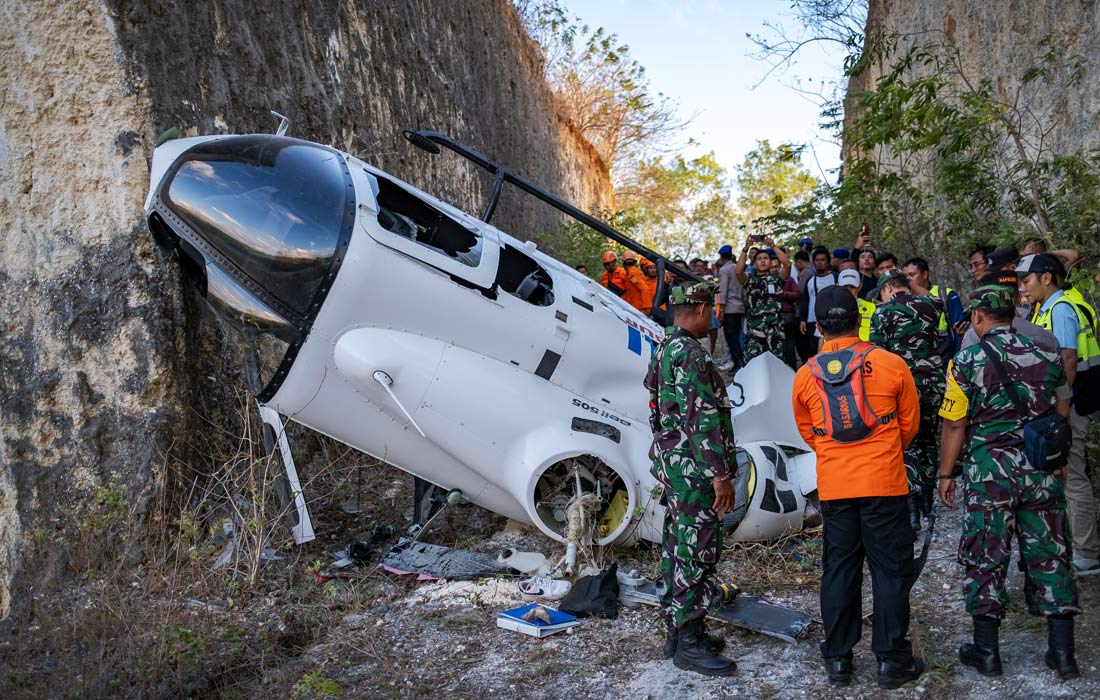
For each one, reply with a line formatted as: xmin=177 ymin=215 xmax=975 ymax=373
xmin=0 ymin=0 xmax=610 ymax=621
xmin=854 ymin=0 xmax=1100 ymax=158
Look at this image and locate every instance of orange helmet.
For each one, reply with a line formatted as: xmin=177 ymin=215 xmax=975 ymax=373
xmin=621 ymin=250 xmax=637 ymax=262
xmin=640 ymin=257 xmax=656 ymax=268
xmin=601 ymin=250 xmax=618 ymax=263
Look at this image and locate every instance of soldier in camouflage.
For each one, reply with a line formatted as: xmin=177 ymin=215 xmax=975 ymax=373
xmin=644 ymin=279 xmax=738 ymax=677
xmin=938 ymin=285 xmax=1080 ymax=680
xmin=735 ymin=237 xmax=792 ymax=363
xmin=869 ymin=269 xmax=945 ymax=534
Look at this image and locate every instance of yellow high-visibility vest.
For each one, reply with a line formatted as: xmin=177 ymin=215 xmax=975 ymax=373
xmin=857 ymin=298 xmax=875 ymax=341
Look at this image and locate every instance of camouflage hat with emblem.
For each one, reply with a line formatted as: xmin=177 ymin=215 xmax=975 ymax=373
xmin=668 ymin=279 xmax=718 ymax=305
xmin=967 ymin=284 xmax=1015 ymax=312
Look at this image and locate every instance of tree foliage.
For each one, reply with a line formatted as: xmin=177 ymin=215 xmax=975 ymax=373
xmin=757 ymin=31 xmax=1100 ymax=296
xmin=735 ymin=140 xmax=820 ymax=232
xmin=515 ymin=0 xmax=686 ymax=183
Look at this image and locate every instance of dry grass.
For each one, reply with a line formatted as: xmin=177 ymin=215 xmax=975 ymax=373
xmin=718 ymin=529 xmax=824 ymax=595
xmin=0 ymin=389 xmax=412 ymax=699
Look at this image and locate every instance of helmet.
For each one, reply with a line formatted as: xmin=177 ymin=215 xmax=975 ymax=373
xmin=601 ymin=250 xmax=617 ymax=264
xmin=621 ymin=250 xmax=637 ymax=262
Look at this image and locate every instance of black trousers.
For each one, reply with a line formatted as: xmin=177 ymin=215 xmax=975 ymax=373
xmin=782 ymin=316 xmax=800 ymax=369
xmin=796 ymin=321 xmax=818 ymax=364
xmin=722 ymin=313 xmax=744 ymax=370
xmin=820 ymin=495 xmax=915 ymax=664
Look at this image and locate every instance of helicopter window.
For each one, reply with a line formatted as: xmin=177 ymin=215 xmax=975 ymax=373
xmin=373 ymin=175 xmax=482 ymax=267
xmin=163 ymin=137 xmax=350 ymax=317
xmin=495 ymin=244 xmax=554 ymax=306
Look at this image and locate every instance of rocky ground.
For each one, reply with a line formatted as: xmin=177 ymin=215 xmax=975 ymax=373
xmin=4 ymin=453 xmax=1100 ymax=700
xmin=4 ymin=332 xmax=1100 ymax=699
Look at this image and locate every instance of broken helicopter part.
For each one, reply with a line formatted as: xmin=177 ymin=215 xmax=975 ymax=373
xmin=143 ymin=128 xmax=819 ymax=548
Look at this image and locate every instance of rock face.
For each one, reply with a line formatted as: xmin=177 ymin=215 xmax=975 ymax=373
xmin=855 ymin=1 xmax=1100 ymax=158
xmin=0 ymin=0 xmax=610 ymax=621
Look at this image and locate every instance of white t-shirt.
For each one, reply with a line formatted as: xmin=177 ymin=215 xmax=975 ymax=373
xmin=805 ymin=272 xmax=836 ymax=323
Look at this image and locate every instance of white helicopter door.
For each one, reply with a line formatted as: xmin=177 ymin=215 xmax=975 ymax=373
xmin=356 ymin=167 xmax=501 ymax=290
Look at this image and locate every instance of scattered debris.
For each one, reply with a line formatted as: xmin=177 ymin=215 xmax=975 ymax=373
xmin=518 ymin=576 xmax=572 ymax=601
xmin=497 ymin=603 xmax=580 ymax=638
xmin=559 ymin=563 xmax=620 ymax=619
xmin=620 ymin=576 xmax=812 ymax=643
xmin=380 ymin=537 xmax=511 ymax=580
xmin=497 ymin=548 xmax=550 ymax=575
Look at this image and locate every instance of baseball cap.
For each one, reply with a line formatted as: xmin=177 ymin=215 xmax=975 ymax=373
xmin=837 ymin=269 xmax=861 ymax=287
xmin=987 ymin=245 xmax=1020 ymax=268
xmin=832 ymin=247 xmax=850 ymax=260
xmin=668 ymin=279 xmax=718 ymax=305
xmin=979 ymin=270 xmax=1019 ymax=288
xmin=877 ymin=268 xmax=909 ymax=288
xmin=815 ymin=285 xmax=858 ymax=321
xmin=967 ymin=285 xmax=1015 ymax=312
xmin=798 ymin=236 xmax=814 ymax=246
xmin=1015 ymin=253 xmax=1062 ymax=277
xmin=764 ymin=247 xmax=777 ymax=258
xmin=718 ymin=244 xmax=733 ymax=256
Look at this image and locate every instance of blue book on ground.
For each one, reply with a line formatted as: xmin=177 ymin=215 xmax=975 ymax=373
xmin=496 ymin=603 xmax=579 ymax=637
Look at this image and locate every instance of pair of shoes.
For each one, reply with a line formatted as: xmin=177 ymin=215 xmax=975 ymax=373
xmin=825 ymin=658 xmax=852 ymax=687
xmin=1072 ymin=555 xmax=1100 ymax=576
xmin=959 ymin=615 xmax=1002 ymax=676
xmin=663 ymin=615 xmax=727 ymax=660
xmin=877 ymin=656 xmax=925 ymax=690
xmin=672 ymin=619 xmax=737 ymax=677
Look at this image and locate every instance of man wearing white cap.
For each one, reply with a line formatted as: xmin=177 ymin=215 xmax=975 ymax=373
xmin=810 ymin=268 xmax=873 ymax=347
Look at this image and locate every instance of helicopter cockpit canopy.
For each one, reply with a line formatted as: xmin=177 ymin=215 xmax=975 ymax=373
xmin=148 ymin=135 xmax=355 ymax=399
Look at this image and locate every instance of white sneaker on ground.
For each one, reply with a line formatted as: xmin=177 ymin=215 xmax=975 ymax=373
xmin=518 ymin=576 xmax=572 ymax=600
xmin=1072 ymin=555 xmax=1100 ymax=575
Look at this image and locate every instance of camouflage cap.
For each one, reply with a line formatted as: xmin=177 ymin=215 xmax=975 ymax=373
xmin=967 ymin=284 xmax=1015 ymax=312
xmin=877 ymin=268 xmax=909 ymax=289
xmin=668 ymin=279 xmax=718 ymax=305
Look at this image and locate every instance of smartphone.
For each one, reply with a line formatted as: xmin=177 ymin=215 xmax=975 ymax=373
xmin=749 ymin=233 xmax=765 ymax=243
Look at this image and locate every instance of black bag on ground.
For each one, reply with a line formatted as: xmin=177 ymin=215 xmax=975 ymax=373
xmin=980 ymin=341 xmax=1072 ymax=473
xmin=558 ymin=562 xmax=620 ymax=619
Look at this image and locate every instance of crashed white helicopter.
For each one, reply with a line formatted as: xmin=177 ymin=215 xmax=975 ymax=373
xmin=143 ymin=118 xmax=819 ymax=551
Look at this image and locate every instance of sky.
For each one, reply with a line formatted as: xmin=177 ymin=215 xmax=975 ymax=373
xmin=566 ymin=0 xmax=852 ymax=186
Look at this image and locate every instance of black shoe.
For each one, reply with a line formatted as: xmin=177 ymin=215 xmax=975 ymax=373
xmin=959 ymin=615 xmax=1002 ymax=676
xmin=663 ymin=616 xmax=725 ymax=659
xmin=1046 ymin=615 xmax=1080 ymax=681
xmin=960 ymin=643 xmax=1002 ymax=676
xmin=700 ymin=619 xmax=727 ymax=653
xmin=825 ymin=658 xmax=853 ymax=687
xmin=673 ymin=619 xmax=737 ymax=677
xmin=877 ymin=657 xmax=925 ymax=690
xmin=662 ymin=615 xmax=677 ymax=659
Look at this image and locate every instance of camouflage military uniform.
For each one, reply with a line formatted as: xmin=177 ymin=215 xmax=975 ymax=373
xmin=743 ymin=271 xmax=785 ymax=362
xmin=941 ymin=324 xmax=1078 ymax=618
xmin=645 ymin=318 xmax=737 ymax=628
xmin=869 ymin=290 xmax=945 ymax=497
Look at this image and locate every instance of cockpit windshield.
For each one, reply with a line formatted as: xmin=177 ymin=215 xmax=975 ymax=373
xmin=164 ymin=136 xmax=350 ymax=317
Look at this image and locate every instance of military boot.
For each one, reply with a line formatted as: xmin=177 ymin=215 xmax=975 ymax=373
xmin=662 ymin=614 xmax=677 ymax=659
xmin=673 ymin=619 xmax=737 ymax=676
xmin=959 ymin=615 xmax=1002 ymax=676
xmin=1045 ymin=614 xmax=1080 ymax=680
xmin=663 ymin=615 xmax=726 ymax=659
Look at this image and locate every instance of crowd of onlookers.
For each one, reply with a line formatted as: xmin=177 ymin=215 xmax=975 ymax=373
xmin=582 ymin=232 xmax=1097 ymax=376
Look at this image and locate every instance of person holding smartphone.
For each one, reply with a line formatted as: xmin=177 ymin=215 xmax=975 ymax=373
xmin=736 ymin=236 xmax=791 ymax=363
